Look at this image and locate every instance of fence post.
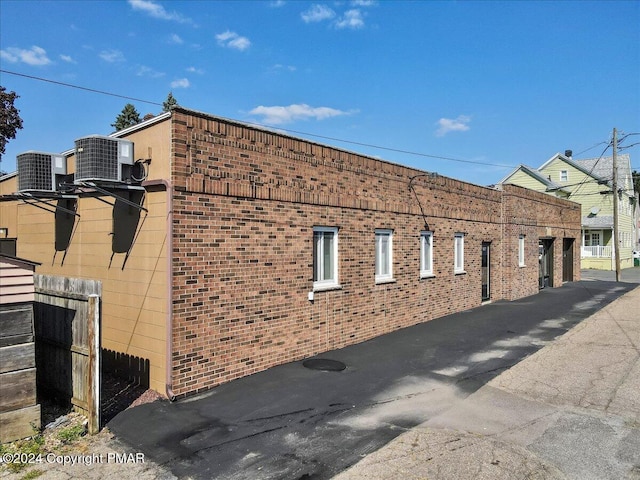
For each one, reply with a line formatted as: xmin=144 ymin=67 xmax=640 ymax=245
xmin=87 ymin=294 xmax=101 ymax=434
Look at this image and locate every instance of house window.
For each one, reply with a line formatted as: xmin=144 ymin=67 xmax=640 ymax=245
xmin=375 ymin=229 xmax=393 ymax=282
xmin=454 ymin=233 xmax=465 ymax=273
xmin=585 ymin=231 xmax=601 ymax=246
xmin=518 ymin=234 xmax=526 ymax=267
xmin=420 ymin=231 xmax=434 ymax=277
xmin=560 ymin=170 xmax=568 ymax=182
xmin=313 ymin=227 xmax=338 ymax=290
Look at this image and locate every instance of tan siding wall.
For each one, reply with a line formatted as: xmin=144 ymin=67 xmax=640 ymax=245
xmin=120 ymin=120 xmax=172 ymax=180
xmin=0 ymin=176 xmax=19 ymax=243
xmin=10 ymin=192 xmax=169 ymax=393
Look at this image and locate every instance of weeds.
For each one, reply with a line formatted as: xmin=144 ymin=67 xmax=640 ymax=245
xmin=57 ymin=424 xmax=86 ymax=444
xmin=0 ymin=435 xmax=45 ymax=473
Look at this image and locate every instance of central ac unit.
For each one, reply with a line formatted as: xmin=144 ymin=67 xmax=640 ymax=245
xmin=17 ymin=151 xmax=67 ymax=192
xmin=74 ymin=135 xmax=134 ymax=184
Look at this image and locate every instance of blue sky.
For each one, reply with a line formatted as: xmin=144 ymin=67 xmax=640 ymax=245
xmin=1 ymin=0 xmax=639 ymax=184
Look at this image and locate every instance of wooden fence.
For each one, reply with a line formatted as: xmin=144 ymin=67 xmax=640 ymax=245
xmin=34 ymin=275 xmax=101 ymax=433
xmin=0 ymin=255 xmax=40 ymax=443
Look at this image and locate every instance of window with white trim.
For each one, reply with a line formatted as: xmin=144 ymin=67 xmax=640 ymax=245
xmin=375 ymin=229 xmax=393 ymax=282
xmin=518 ymin=234 xmax=526 ymax=267
xmin=560 ymin=170 xmax=568 ymax=182
xmin=313 ymin=227 xmax=338 ymax=290
xmin=454 ymin=233 xmax=465 ymax=273
xmin=420 ymin=231 xmax=433 ymax=277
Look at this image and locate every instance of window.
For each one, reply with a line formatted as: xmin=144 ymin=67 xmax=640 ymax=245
xmin=454 ymin=233 xmax=465 ymax=273
xmin=518 ymin=235 xmax=526 ymax=267
xmin=420 ymin=231 xmax=433 ymax=277
xmin=560 ymin=170 xmax=568 ymax=182
xmin=313 ymin=227 xmax=338 ymax=290
xmin=585 ymin=231 xmax=601 ymax=246
xmin=375 ymin=229 xmax=393 ymax=282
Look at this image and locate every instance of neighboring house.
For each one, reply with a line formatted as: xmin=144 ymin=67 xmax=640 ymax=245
xmin=499 ymin=151 xmax=636 ymax=270
xmin=0 ymin=107 xmax=581 ymax=399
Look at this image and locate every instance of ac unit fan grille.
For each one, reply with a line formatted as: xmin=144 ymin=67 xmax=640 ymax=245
xmin=18 ymin=153 xmax=53 ymax=191
xmin=76 ymin=137 xmax=119 ymax=182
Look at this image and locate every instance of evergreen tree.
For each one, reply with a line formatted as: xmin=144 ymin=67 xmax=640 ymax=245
xmin=162 ymin=92 xmax=178 ymax=112
xmin=0 ymin=86 xmax=24 ymax=158
xmin=112 ymin=103 xmax=141 ymax=131
xmin=633 ymin=170 xmax=640 ymax=195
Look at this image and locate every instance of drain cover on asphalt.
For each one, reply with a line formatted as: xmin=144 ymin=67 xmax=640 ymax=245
xmin=302 ymin=358 xmax=346 ymax=371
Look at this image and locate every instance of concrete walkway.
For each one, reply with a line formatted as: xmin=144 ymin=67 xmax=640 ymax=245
xmin=581 ymin=267 xmax=640 ymax=283
xmin=334 ymin=285 xmax=640 ymax=480
xmin=2 ymin=278 xmax=638 ymax=480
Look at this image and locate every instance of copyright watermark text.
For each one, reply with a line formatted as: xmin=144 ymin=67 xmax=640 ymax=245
xmin=1 ymin=452 xmax=145 ymax=466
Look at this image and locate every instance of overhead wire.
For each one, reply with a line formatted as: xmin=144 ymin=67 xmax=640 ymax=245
xmin=2 ymin=69 xmax=635 ymax=177
xmin=570 ymin=141 xmax=612 ymax=197
xmin=0 ymin=69 xmax=163 ymax=106
xmin=1 ymin=69 xmax=514 ymax=169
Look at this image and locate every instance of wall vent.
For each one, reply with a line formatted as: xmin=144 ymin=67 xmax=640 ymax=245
xmin=74 ymin=135 xmax=134 ymax=184
xmin=17 ymin=151 xmax=67 ymax=192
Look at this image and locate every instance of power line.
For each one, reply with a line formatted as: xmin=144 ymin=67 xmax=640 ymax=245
xmin=571 ymin=141 xmax=612 ymax=197
xmin=574 ymin=141 xmax=609 ymax=156
xmin=0 ymin=69 xmax=163 ymax=106
xmin=1 ymin=69 xmax=515 ymax=169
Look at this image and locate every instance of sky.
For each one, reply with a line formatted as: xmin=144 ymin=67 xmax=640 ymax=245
xmin=1 ymin=0 xmax=639 ymax=186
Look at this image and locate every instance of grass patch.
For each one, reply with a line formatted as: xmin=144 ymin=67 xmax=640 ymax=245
xmin=0 ymin=435 xmax=45 ymax=474
xmin=20 ymin=469 xmax=44 ymax=480
xmin=57 ymin=424 xmax=86 ymax=444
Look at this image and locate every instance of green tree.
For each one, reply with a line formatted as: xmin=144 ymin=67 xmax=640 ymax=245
xmin=162 ymin=92 xmax=178 ymax=112
xmin=633 ymin=170 xmax=640 ymax=195
xmin=0 ymin=86 xmax=24 ymax=159
xmin=111 ymin=103 xmax=141 ymax=131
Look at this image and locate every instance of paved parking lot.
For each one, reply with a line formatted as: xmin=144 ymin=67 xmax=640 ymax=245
xmin=108 ymin=279 xmax=637 ymax=479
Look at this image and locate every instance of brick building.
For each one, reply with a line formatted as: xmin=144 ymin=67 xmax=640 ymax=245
xmin=0 ymin=107 xmax=581 ymax=398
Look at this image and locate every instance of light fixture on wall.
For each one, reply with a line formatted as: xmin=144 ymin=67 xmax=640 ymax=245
xmin=0 ymin=227 xmax=8 ymax=238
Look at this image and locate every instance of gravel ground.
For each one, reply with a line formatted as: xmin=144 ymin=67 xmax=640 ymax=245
xmin=1 ymin=375 xmax=173 ymax=480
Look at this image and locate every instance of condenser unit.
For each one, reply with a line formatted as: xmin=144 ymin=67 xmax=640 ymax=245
xmin=74 ymin=135 xmax=134 ymax=184
xmin=17 ymin=151 xmax=67 ymax=192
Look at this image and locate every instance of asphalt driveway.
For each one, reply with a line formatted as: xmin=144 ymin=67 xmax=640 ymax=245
xmin=108 ymin=278 xmax=636 ymax=480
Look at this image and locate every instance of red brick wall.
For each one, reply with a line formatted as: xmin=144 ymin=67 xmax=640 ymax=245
xmin=169 ymin=108 xmax=580 ymax=397
xmin=501 ymin=184 xmax=582 ymax=300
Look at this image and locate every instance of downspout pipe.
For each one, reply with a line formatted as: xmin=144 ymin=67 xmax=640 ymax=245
xmin=142 ymin=178 xmax=176 ymax=401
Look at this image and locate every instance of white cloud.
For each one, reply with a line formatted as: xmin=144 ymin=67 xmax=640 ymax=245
xmin=249 ymin=104 xmax=353 ymax=125
xmin=301 ymin=4 xmax=335 ymax=23
xmin=270 ymin=0 xmax=286 ymax=6
xmin=352 ymin=0 xmax=375 ymax=6
xmin=271 ymin=64 xmax=297 ymax=72
xmin=99 ymin=49 xmax=125 ymax=62
xmin=60 ymin=54 xmax=76 ymax=64
xmin=128 ymin=0 xmax=192 ymax=24
xmin=435 ymin=115 xmax=471 ymax=137
xmin=216 ymin=31 xmax=251 ymax=51
xmin=186 ymin=66 xmax=204 ymax=74
xmin=171 ymin=78 xmax=190 ymax=88
xmin=137 ymin=65 xmax=165 ymax=78
xmin=169 ymin=33 xmax=184 ymax=44
xmin=335 ymin=9 xmax=364 ymax=29
xmin=0 ymin=45 xmax=51 ymax=66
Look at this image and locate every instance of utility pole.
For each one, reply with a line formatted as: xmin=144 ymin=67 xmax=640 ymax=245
xmin=613 ymin=127 xmax=621 ymax=282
